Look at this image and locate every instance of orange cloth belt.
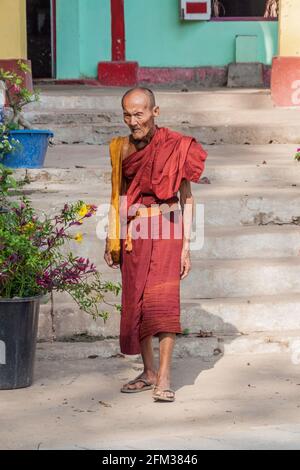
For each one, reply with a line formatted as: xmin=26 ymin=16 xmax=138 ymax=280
xmin=125 ymin=203 xmax=181 ymax=253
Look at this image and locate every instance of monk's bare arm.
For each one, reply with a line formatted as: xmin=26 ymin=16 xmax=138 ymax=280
xmin=179 ymin=179 xmax=194 ymax=249
xmin=179 ymin=179 xmax=193 ymax=279
xmin=121 ymin=176 xmax=128 ymax=195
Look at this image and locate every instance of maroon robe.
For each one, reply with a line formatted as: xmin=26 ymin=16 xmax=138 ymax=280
xmin=119 ymin=127 xmax=207 ymax=355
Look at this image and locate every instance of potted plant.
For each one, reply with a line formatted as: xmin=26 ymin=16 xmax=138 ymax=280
xmin=0 ymin=165 xmax=121 ymax=390
xmin=0 ymin=124 xmax=20 ymax=166
xmin=0 ymin=61 xmax=53 ymax=169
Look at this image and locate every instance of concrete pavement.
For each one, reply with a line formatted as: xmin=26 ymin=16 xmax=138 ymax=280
xmin=1 ymin=348 xmax=300 ymax=450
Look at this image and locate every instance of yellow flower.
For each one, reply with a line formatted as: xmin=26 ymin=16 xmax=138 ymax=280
xmin=21 ymin=222 xmax=35 ymax=232
xmin=78 ymin=204 xmax=89 ymax=218
xmin=87 ymin=204 xmax=97 ymax=213
xmin=74 ymin=233 xmax=83 ymax=243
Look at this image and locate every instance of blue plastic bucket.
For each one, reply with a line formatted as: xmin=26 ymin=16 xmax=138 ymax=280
xmin=2 ymin=130 xmax=54 ymax=169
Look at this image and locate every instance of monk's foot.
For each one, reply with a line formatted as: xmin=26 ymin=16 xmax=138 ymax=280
xmin=121 ymin=370 xmax=157 ymax=393
xmin=153 ymin=375 xmax=175 ymax=402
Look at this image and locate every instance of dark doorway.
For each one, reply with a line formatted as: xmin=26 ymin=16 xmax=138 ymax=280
xmin=216 ymin=0 xmax=268 ymax=17
xmin=26 ymin=0 xmax=53 ymax=78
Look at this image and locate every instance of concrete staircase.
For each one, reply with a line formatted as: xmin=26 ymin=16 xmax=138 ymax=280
xmin=15 ymin=141 xmax=300 ymax=357
xmin=25 ymin=86 xmax=300 ymax=144
xmin=17 ymin=86 xmax=300 ymax=357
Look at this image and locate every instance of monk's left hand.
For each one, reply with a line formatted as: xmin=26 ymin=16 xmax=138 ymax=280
xmin=180 ymin=247 xmax=191 ymax=280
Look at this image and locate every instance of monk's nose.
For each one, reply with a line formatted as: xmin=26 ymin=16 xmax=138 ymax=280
xmin=129 ymin=116 xmax=138 ymax=126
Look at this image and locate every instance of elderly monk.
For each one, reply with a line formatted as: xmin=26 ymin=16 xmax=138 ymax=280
xmin=104 ymin=87 xmax=207 ymax=402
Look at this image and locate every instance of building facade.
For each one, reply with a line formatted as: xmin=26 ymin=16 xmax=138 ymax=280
xmin=57 ymin=0 xmax=278 ymax=81
xmin=0 ymin=1 xmax=299 ymax=105
xmin=0 ymin=1 xmax=278 ymax=80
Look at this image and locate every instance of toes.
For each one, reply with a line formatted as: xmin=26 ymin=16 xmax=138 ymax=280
xmin=127 ymin=381 xmax=145 ymax=391
xmin=129 ymin=384 xmax=139 ymax=390
xmin=153 ymin=388 xmax=175 ymax=400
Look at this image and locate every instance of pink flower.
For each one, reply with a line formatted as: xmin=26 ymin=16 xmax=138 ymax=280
xmin=11 ymin=84 xmax=21 ymax=94
xmin=69 ymin=221 xmax=83 ymax=227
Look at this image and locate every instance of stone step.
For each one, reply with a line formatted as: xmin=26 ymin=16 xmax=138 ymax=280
xmin=42 ymin=143 xmax=299 ymax=168
xmin=31 ymin=121 xmax=300 ymax=145
xmin=18 ymin=163 xmax=300 ymax=186
xmin=26 ymin=108 xmax=300 ymax=126
xmin=44 ymin=143 xmax=109 ymax=168
xmin=20 ymin=182 xmax=300 ymax=227
xmin=181 ymin=258 xmax=300 ymax=298
xmin=35 ymin=330 xmax=300 ymax=360
xmin=38 ymin=292 xmax=300 ymax=341
xmin=28 ymin=87 xmax=275 ymax=112
xmin=18 ymin=142 xmax=300 ymax=185
xmin=13 ymin=176 xmax=300 ymax=259
xmin=183 ymin=124 xmax=300 ymax=146
xmin=17 ymin=167 xmax=111 ymax=185
xmin=25 ymin=89 xmax=300 ymax=145
xmin=27 ymin=109 xmax=122 ymax=125
xmin=43 ymin=143 xmax=299 ymax=186
xmin=180 ymin=294 xmax=300 ymax=335
xmin=54 ymin=224 xmax=300 ymax=261
xmin=196 ymin=225 xmax=300 ymax=259
xmin=36 ymin=336 xmax=220 ymax=360
xmin=190 ymin=184 xmax=300 ymax=226
xmin=25 ymin=87 xmax=300 ymax=143
xmin=207 ymin=165 xmax=300 ymax=184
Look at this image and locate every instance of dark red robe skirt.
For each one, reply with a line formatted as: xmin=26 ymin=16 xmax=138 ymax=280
xmin=120 ymin=197 xmax=183 ymax=355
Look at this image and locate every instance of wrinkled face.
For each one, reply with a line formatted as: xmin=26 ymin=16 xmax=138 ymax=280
xmin=122 ymin=92 xmax=160 ymax=140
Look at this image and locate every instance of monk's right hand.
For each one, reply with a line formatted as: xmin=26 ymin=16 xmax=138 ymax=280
xmin=104 ymin=250 xmax=120 ymax=269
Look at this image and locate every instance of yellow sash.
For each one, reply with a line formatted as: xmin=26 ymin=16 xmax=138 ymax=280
xmin=107 ymin=136 xmax=126 ymax=263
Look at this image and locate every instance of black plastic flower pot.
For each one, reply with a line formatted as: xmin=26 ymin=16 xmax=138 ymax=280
xmin=0 ymin=296 xmax=41 ymax=390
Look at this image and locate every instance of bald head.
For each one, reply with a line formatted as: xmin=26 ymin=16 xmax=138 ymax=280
xmin=122 ymin=87 xmax=156 ymax=110
xmin=122 ymin=87 xmax=159 ymax=142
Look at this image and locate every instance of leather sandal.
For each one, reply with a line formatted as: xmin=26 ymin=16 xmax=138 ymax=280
xmin=152 ymin=387 xmax=176 ymax=402
xmin=121 ymin=377 xmax=155 ymax=393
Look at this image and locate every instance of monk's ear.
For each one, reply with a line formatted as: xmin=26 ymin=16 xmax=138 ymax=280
xmin=153 ymin=106 xmax=160 ymax=117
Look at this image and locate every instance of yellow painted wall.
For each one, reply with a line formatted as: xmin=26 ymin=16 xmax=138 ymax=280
xmin=279 ymin=0 xmax=300 ymax=56
xmin=0 ymin=0 xmax=27 ymax=59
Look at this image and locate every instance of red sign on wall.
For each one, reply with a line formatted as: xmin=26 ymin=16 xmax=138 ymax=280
xmin=180 ymin=0 xmax=211 ymax=20
xmin=271 ymin=57 xmax=300 ymax=107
